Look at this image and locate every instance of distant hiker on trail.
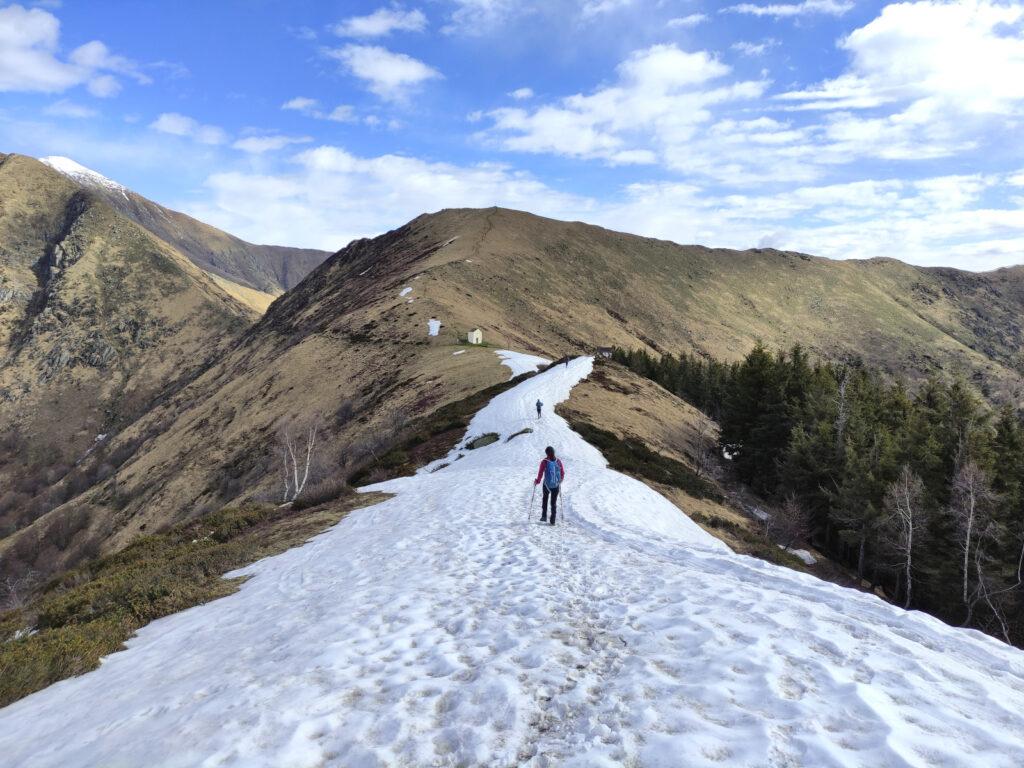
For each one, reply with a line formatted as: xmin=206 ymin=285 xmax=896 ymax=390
xmin=536 ymin=399 xmax=543 ymax=418
xmin=534 ymin=446 xmax=566 ymax=525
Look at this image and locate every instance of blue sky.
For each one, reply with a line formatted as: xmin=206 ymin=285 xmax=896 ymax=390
xmin=2 ymin=1 xmax=1023 ymax=270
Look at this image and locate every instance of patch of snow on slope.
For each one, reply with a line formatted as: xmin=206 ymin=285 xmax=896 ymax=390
xmin=2 ymin=358 xmax=1024 ymax=767
xmin=786 ymin=547 xmax=817 ymax=565
xmin=399 ymin=287 xmax=412 ymax=297
xmin=495 ymin=349 xmax=550 ymax=379
xmin=427 ymin=318 xmax=440 ymax=336
xmin=452 ymin=350 xmax=465 ymax=356
xmin=40 ymin=156 xmax=130 ymax=200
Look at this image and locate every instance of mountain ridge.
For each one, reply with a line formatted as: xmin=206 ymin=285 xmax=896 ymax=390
xmin=36 ymin=154 xmax=330 ymax=297
xmin=15 ymin=206 xmax=1021 ymax=552
xmin=2 ymin=200 xmax=1023 ymax=593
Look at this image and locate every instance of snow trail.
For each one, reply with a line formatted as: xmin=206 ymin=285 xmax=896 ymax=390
xmin=2 ymin=357 xmax=1024 ymax=767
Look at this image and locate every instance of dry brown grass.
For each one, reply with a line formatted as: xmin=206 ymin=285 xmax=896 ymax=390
xmin=210 ymin=274 xmax=281 ymax=314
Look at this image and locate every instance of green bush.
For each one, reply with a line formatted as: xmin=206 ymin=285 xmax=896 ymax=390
xmin=566 ymin=419 xmax=722 ymax=502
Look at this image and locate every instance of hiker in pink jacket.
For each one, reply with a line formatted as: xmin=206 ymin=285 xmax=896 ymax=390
xmin=534 ymin=446 xmax=566 ymax=525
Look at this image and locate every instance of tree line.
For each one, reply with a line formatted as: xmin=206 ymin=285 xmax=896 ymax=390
xmin=613 ymin=345 xmax=1024 ymax=645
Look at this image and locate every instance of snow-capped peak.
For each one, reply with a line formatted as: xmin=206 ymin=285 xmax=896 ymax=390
xmin=39 ymin=156 xmax=130 ymax=199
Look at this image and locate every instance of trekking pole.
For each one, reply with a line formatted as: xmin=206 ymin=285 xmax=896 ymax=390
xmin=529 ymin=484 xmax=536 ymax=523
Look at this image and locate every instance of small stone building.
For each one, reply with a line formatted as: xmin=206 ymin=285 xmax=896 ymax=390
xmin=467 ymin=328 xmax=483 ymax=345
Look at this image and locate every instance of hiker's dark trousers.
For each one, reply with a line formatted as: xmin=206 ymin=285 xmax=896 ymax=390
xmin=542 ymin=485 xmax=560 ymax=523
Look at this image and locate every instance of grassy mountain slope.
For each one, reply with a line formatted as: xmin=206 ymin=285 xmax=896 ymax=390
xmin=0 ymin=153 xmax=259 ymax=562
xmin=38 ymin=155 xmax=328 ymax=296
xmin=5 ymin=205 xmax=1023 ymax=575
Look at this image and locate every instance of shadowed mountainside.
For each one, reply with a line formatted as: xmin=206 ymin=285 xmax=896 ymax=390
xmin=0 ymin=153 xmax=259 ymax=558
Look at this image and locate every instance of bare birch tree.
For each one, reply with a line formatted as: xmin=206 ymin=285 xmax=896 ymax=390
xmin=834 ymin=367 xmax=849 ymax=458
xmin=1 ymin=571 xmax=39 ymax=612
xmin=277 ymin=414 xmax=323 ymax=504
xmin=950 ymin=461 xmax=996 ymax=607
xmin=883 ymin=465 xmax=928 ymax=609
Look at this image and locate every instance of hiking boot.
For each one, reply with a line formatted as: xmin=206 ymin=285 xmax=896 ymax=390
xmin=540 ymin=515 xmax=547 ymax=523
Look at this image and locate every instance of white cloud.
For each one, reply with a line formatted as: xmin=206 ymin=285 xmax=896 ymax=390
xmin=333 ymin=7 xmax=428 ymax=37
xmin=327 ymin=105 xmax=357 ymax=122
xmin=483 ymin=44 xmax=764 ymax=168
xmin=327 ymin=44 xmax=441 ymax=100
xmin=68 ymin=40 xmax=150 ymax=84
xmin=476 ymin=5 xmax=1024 ymax=184
xmin=768 ymin=1 xmax=1024 ymax=165
xmin=282 ymin=97 xmax=357 ymax=122
xmin=778 ymin=1 xmax=1024 ymax=114
xmin=581 ymin=0 xmax=634 ymax=18
xmin=667 ymin=14 xmax=707 ymax=28
xmin=443 ymin=0 xmax=525 ymax=34
xmin=232 ymin=135 xmax=312 ymax=154
xmin=183 ymin=144 xmax=593 ymax=250
xmin=594 ymin=172 xmax=1024 ymax=270
xmin=87 ymin=73 xmax=120 ymax=97
xmin=509 ymin=87 xmax=533 ymax=100
xmin=282 ymin=96 xmax=319 ymax=113
xmin=0 ymin=5 xmax=145 ymax=96
xmin=43 ymin=99 xmax=97 ymax=118
xmin=149 ymin=112 xmax=227 ymax=145
xmin=179 ymin=143 xmax=1024 ymax=271
xmin=732 ymin=39 xmax=778 ymax=56
xmin=723 ymin=0 xmax=853 ymax=18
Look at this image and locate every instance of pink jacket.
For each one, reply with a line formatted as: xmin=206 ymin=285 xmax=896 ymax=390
xmin=535 ymin=458 xmax=566 ymax=486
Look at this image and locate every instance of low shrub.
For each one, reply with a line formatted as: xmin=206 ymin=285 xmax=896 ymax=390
xmin=565 ymin=419 xmax=721 ymax=502
xmin=291 ymin=478 xmax=350 ymax=511
xmin=0 ymin=494 xmax=384 ymax=709
xmin=349 ymin=371 xmax=538 ymax=485
xmin=690 ymin=512 xmax=807 ymax=570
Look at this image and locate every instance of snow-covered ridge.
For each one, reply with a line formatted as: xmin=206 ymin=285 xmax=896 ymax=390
xmin=496 ymin=349 xmax=550 ymax=379
xmin=39 ymin=156 xmax=130 ymax=200
xmin=1 ymin=355 xmax=1023 ymax=766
